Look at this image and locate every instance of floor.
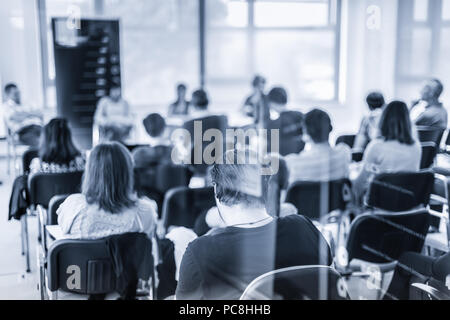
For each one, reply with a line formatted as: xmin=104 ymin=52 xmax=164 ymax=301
xmin=0 ymin=151 xmax=40 ymax=300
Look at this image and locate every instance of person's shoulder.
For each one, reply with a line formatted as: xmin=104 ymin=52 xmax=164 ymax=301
xmin=137 ymin=197 xmax=158 ymax=213
xmin=278 ymin=214 xmax=311 ymax=226
xmin=63 ymin=194 xmax=87 ymax=206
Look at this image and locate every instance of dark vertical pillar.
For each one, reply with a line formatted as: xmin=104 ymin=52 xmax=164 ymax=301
xmin=199 ymin=0 xmax=206 ymax=89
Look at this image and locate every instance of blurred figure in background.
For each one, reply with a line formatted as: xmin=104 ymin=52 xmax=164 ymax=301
xmin=285 ymin=109 xmax=351 ymax=183
xmin=168 ymin=83 xmax=190 ymax=116
xmin=94 ymin=85 xmax=134 ymax=143
xmin=242 ymin=75 xmax=266 ymax=118
xmin=3 ymin=83 xmax=43 ymax=147
xmin=132 ymin=113 xmax=173 ymax=167
xmin=189 ymin=89 xmax=210 ymax=118
xmin=30 ymin=118 xmax=85 ymax=174
xmin=353 ymin=92 xmax=385 ymax=152
xmin=411 ymin=79 xmax=447 ymax=129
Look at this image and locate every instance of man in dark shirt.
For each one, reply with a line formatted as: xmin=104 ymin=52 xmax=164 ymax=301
xmin=176 ymin=149 xmax=332 ymax=300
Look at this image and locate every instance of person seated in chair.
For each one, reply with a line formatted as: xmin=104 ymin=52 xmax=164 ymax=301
xmin=132 ymin=113 xmax=173 ymax=168
xmin=3 ymin=83 xmax=43 ymax=147
xmin=242 ymin=75 xmax=266 ymax=118
xmin=94 ymin=85 xmax=134 ymax=143
xmin=57 ymin=142 xmax=157 ymax=239
xmin=353 ymin=101 xmax=422 ymax=203
xmin=285 ymin=109 xmax=351 ymax=183
xmin=168 ymin=83 xmax=190 ymax=116
xmin=354 ymin=92 xmax=385 ymax=152
xmin=176 ymin=149 xmax=332 ymax=300
xmin=30 ymin=118 xmax=85 ymax=174
xmin=410 ymin=78 xmax=447 ymax=130
xmin=188 ymin=89 xmax=210 ymax=118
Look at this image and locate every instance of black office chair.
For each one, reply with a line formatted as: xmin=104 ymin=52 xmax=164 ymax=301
xmin=346 ymin=211 xmax=430 ymax=265
xmin=365 ymin=170 xmax=434 ymax=212
xmin=28 ymin=171 xmax=83 ymax=256
xmin=134 ymin=164 xmax=193 ymax=217
xmin=417 ymin=126 xmax=445 ymax=146
xmin=266 ymin=111 xmax=305 ymax=156
xmin=240 ymin=266 xmax=349 ymax=300
xmin=335 ymin=135 xmax=356 ymax=149
xmin=22 ymin=148 xmax=39 ymax=175
xmin=161 ymin=187 xmax=216 ymax=234
xmin=183 ymin=115 xmax=228 ymax=176
xmin=48 ymin=195 xmax=70 ymax=226
xmin=421 ymin=142 xmax=438 ymax=169
xmin=285 ymin=179 xmax=352 ymax=222
xmin=44 ymin=234 xmax=155 ymax=300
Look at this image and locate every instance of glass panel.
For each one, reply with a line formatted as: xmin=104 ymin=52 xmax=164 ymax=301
xmin=443 ymin=0 xmax=450 ymax=20
xmin=102 ymin=0 xmax=199 ymax=106
xmin=413 ymin=0 xmax=428 ymax=22
xmin=254 ymin=0 xmax=329 ymax=27
xmin=206 ymin=31 xmax=249 ymax=78
xmin=409 ymin=28 xmax=432 ymax=75
xmin=206 ymin=0 xmax=248 ymax=28
xmin=437 ymin=28 xmax=450 ymax=103
xmin=254 ymin=30 xmax=335 ymax=101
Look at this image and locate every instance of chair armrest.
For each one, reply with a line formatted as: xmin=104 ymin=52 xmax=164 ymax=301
xmin=411 ymin=283 xmax=450 ymax=300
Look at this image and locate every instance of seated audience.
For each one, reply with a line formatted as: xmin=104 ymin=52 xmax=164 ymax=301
xmin=411 ymin=79 xmax=448 ymax=129
xmin=189 ymin=89 xmax=210 ymax=118
xmin=285 ymin=109 xmax=351 ymax=183
xmin=30 ymin=118 xmax=85 ymax=174
xmin=242 ymin=75 xmax=266 ymax=118
xmin=384 ymin=251 xmax=450 ymax=300
xmin=57 ymin=142 xmax=157 ymax=239
xmin=176 ymin=149 xmax=332 ymax=300
xmin=3 ymin=83 xmax=43 ymax=147
xmin=265 ymin=87 xmax=305 ymax=156
xmin=354 ymin=92 xmax=385 ymax=152
xmin=353 ymin=101 xmax=422 ymax=202
xmin=132 ymin=113 xmax=172 ymax=167
xmin=94 ymin=85 xmax=134 ymax=143
xmin=168 ymin=83 xmax=190 ymax=116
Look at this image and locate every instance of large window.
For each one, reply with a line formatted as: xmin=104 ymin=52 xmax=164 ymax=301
xmin=39 ymin=0 xmax=341 ymax=109
xmin=396 ymin=0 xmax=450 ymax=103
xmin=206 ymin=0 xmax=341 ymax=108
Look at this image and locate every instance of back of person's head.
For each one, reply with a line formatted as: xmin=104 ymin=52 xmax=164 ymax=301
xmin=431 ymin=78 xmax=444 ymax=99
xmin=39 ymin=118 xmax=80 ymax=165
xmin=268 ymin=87 xmax=288 ymax=106
xmin=4 ymin=83 xmax=18 ymax=95
xmin=82 ymin=142 xmax=136 ymax=213
xmin=252 ymin=75 xmax=266 ymax=89
xmin=143 ymin=113 xmax=166 ymax=138
xmin=304 ymin=109 xmax=333 ymax=143
xmin=210 ymin=149 xmax=266 ymax=209
xmin=366 ymin=92 xmax=385 ymax=111
xmin=192 ymin=89 xmax=209 ymax=110
xmin=379 ymin=101 xmax=415 ymax=145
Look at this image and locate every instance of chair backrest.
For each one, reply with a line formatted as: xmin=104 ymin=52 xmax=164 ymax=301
xmin=365 ymin=171 xmax=434 ymax=212
xmin=183 ymin=115 xmax=228 ymax=174
xmin=125 ymin=144 xmax=149 ymax=153
xmin=47 ymin=239 xmax=116 ymax=294
xmin=22 ymin=148 xmax=39 ymax=174
xmin=28 ymin=171 xmax=84 ymax=208
xmin=417 ymin=127 xmax=445 ymax=145
xmin=134 ymin=164 xmax=193 ymax=215
xmin=267 ymin=111 xmax=305 ymax=156
xmin=240 ymin=266 xmax=348 ymax=300
xmin=346 ymin=210 xmax=430 ymax=264
xmin=421 ymin=142 xmax=438 ymax=169
xmin=48 ymin=195 xmax=70 ymax=225
xmin=162 ymin=187 xmax=216 ymax=231
xmin=335 ymin=135 xmax=356 ymax=149
xmin=285 ymin=179 xmax=352 ymax=220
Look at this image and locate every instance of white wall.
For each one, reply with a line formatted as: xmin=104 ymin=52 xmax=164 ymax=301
xmin=0 ymin=0 xmax=43 ymax=106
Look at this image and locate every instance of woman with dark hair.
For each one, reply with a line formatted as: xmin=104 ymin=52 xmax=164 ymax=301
xmin=30 ymin=118 xmax=85 ymax=173
xmin=57 ymin=142 xmax=157 ymax=239
xmin=353 ymin=101 xmax=422 ymax=201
